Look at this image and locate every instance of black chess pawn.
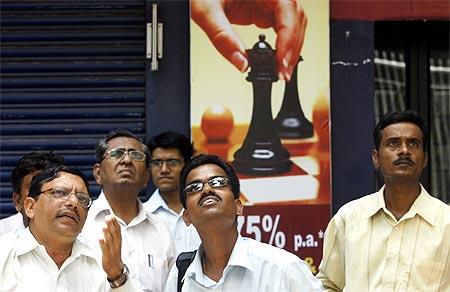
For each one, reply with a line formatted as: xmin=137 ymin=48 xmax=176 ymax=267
xmin=274 ymin=57 xmax=314 ymax=139
xmin=232 ymin=34 xmax=291 ymax=175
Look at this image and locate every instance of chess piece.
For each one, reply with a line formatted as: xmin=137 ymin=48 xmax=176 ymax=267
xmin=201 ymin=105 xmax=234 ymax=143
xmin=312 ymin=82 xmax=331 ymax=200
xmin=232 ymin=34 xmax=291 ymax=175
xmin=274 ymin=58 xmax=314 ymax=138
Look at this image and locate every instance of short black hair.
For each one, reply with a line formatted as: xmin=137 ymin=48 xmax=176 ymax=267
xmin=28 ymin=164 xmax=89 ymax=198
xmin=95 ymin=129 xmax=150 ymax=167
xmin=179 ymin=154 xmax=240 ymax=209
xmin=11 ymin=151 xmax=65 ymax=194
xmin=147 ymin=131 xmax=194 ymax=162
xmin=373 ymin=110 xmax=428 ymax=151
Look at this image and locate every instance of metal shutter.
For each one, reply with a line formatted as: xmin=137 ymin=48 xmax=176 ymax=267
xmin=0 ymin=1 xmax=147 ymax=217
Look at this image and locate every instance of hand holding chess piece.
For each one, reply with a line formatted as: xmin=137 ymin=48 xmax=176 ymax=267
xmin=191 ymin=0 xmax=307 ymax=81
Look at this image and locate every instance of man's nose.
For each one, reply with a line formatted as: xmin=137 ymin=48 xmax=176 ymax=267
xmin=398 ymin=142 xmax=411 ymax=155
xmin=65 ymin=192 xmax=79 ymax=208
xmin=121 ymin=151 xmax=132 ymax=163
xmin=202 ymin=182 xmax=214 ymax=193
xmin=160 ymin=161 xmax=170 ymax=173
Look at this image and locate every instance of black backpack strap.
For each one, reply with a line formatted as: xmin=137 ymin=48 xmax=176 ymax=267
xmin=176 ymin=250 xmax=197 ymax=292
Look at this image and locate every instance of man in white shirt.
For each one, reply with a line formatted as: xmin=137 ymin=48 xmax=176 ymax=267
xmin=82 ymin=130 xmax=176 ymax=292
xmin=164 ymin=154 xmax=323 ymax=291
xmin=0 ymin=164 xmax=136 ymax=291
xmin=0 ymin=151 xmax=65 ymax=236
xmin=143 ymin=131 xmax=201 ymax=255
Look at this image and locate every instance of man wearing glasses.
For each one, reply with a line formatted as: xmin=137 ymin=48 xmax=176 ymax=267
xmin=143 ymin=131 xmax=201 ymax=255
xmin=164 ymin=154 xmax=323 ymax=291
xmin=81 ymin=129 xmax=176 ymax=292
xmin=0 ymin=164 xmax=139 ymax=291
xmin=0 ymin=151 xmax=65 ymax=236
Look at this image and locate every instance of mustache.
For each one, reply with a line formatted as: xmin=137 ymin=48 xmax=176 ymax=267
xmin=393 ymin=156 xmax=414 ymax=165
xmin=56 ymin=208 xmax=80 ymax=223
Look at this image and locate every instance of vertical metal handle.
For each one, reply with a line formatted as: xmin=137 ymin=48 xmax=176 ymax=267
xmin=147 ymin=3 xmax=163 ymax=71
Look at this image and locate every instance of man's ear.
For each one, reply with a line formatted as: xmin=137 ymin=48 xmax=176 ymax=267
xmin=12 ymin=192 xmax=22 ymax=212
xmin=23 ymin=197 xmax=37 ymax=220
xmin=235 ymin=198 xmax=243 ymax=216
xmin=93 ymin=163 xmax=102 ymax=185
xmin=371 ymin=149 xmax=379 ymax=170
xmin=182 ymin=209 xmax=192 ymax=226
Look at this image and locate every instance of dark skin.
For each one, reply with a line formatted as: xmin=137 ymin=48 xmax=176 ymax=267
xmin=182 ymin=164 xmax=243 ymax=282
xmin=150 ymin=147 xmax=185 ymax=214
xmin=24 ymin=172 xmax=123 ymax=280
xmin=93 ymin=137 xmax=150 ymax=224
xmin=372 ymin=122 xmax=428 ymax=221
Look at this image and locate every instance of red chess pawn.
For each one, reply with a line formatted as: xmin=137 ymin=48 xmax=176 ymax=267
xmin=201 ymin=105 xmax=234 ymax=143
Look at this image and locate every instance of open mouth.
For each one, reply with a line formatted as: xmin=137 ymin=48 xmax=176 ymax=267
xmin=199 ymin=195 xmax=221 ymax=206
xmin=57 ymin=211 xmax=79 ymax=223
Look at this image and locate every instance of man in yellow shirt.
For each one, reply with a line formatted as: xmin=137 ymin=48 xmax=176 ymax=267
xmin=317 ymin=110 xmax=450 ymax=291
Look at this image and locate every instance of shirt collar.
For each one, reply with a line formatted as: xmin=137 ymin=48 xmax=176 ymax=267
xmin=402 ymin=185 xmax=435 ymax=226
xmin=184 ymin=235 xmax=253 ymax=283
xmin=363 ymin=186 xmax=385 ymax=218
xmin=145 ymin=189 xmax=170 ymax=213
xmin=364 ymin=184 xmax=436 ymax=226
xmin=91 ymin=190 xmax=153 ymax=226
xmin=16 ymin=227 xmax=97 ymax=261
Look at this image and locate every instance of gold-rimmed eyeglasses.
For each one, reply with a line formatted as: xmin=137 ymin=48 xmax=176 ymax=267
xmin=37 ymin=186 xmax=92 ymax=208
xmin=103 ymin=148 xmax=146 ymax=162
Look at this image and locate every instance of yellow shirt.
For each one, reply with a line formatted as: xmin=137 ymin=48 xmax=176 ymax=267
xmin=317 ymin=185 xmax=450 ymax=292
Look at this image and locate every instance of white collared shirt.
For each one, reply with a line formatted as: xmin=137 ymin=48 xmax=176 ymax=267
xmin=0 ymin=228 xmax=138 ymax=292
xmin=317 ymin=185 xmax=450 ymax=291
xmin=143 ymin=189 xmax=201 ymax=255
xmin=164 ymin=235 xmax=324 ymax=291
xmin=0 ymin=213 xmax=25 ymax=237
xmin=81 ymin=191 xmax=176 ymax=292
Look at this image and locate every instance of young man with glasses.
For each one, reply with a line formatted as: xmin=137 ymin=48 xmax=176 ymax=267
xmin=164 ymin=154 xmax=323 ymax=291
xmin=0 ymin=151 xmax=65 ymax=236
xmin=143 ymin=131 xmax=201 ymax=255
xmin=0 ymin=164 xmax=139 ymax=291
xmin=81 ymin=129 xmax=176 ymax=292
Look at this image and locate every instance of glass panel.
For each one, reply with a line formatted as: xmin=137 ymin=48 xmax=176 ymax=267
xmin=430 ymin=51 xmax=450 ymax=203
xmin=374 ymin=49 xmax=406 ymax=124
xmin=374 ymin=49 xmax=407 ymax=189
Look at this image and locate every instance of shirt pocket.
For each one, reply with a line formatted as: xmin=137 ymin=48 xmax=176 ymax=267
xmin=404 ymin=258 xmax=445 ymax=291
xmin=139 ymin=253 xmax=170 ymax=291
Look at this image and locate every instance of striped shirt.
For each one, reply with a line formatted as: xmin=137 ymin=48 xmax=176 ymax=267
xmin=317 ymin=185 xmax=450 ymax=291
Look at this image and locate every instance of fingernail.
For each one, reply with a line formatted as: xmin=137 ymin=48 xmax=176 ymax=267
xmin=282 ymin=50 xmax=293 ymax=69
xmin=231 ymin=51 xmax=248 ymax=72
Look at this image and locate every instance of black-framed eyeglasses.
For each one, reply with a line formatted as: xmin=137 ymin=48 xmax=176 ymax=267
xmin=150 ymin=158 xmax=182 ymax=168
xmin=36 ymin=187 xmax=93 ymax=208
xmin=184 ymin=176 xmax=230 ymax=194
xmin=103 ymin=148 xmax=146 ymax=162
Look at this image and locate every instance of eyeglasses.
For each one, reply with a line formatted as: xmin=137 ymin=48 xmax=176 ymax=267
xmin=184 ymin=176 xmax=230 ymax=194
xmin=103 ymin=148 xmax=146 ymax=162
xmin=150 ymin=158 xmax=182 ymax=168
xmin=37 ymin=187 xmax=93 ymax=208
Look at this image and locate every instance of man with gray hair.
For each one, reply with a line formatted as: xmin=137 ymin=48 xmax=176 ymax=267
xmin=81 ymin=129 xmax=176 ymax=291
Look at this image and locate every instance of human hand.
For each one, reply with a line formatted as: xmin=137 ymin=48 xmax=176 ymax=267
xmin=99 ymin=215 xmax=123 ymax=280
xmin=191 ymin=0 xmax=307 ymax=81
